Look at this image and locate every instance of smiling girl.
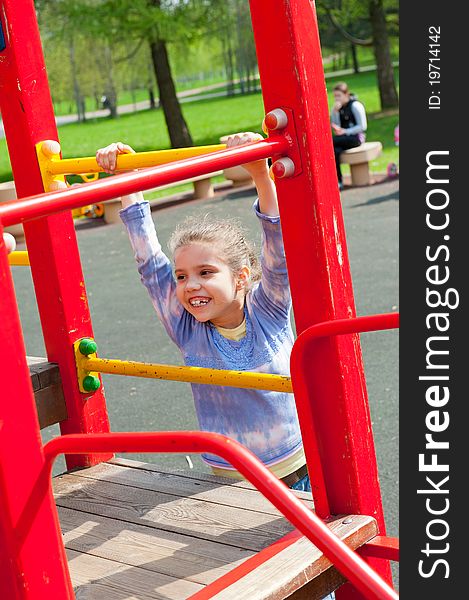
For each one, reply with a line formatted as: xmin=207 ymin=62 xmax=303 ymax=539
xmin=95 ymin=133 xmax=309 ymax=491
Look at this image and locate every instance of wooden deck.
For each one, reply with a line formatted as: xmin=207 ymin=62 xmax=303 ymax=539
xmin=53 ymin=458 xmax=378 ymax=599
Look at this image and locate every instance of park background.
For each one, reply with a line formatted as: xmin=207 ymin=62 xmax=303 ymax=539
xmin=2 ymin=0 xmax=399 ymax=582
xmin=0 ymin=0 xmax=398 ymax=185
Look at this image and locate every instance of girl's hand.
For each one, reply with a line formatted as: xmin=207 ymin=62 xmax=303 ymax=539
xmin=225 ymin=132 xmax=268 ymax=180
xmin=226 ymin=132 xmax=278 ymax=216
xmin=332 ymin=123 xmax=346 ymax=136
xmin=333 ymin=101 xmax=342 ymax=112
xmin=96 ymin=142 xmax=135 ymax=174
xmin=95 ymin=142 xmax=143 ymax=208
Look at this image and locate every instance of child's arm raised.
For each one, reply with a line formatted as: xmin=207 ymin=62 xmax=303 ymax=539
xmin=227 ymin=133 xmax=291 ymax=321
xmin=95 ymin=143 xmax=186 ymax=346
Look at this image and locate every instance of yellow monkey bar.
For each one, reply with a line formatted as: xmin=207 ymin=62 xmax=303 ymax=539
xmin=44 ymin=144 xmax=226 ymax=177
xmin=8 ymin=251 xmax=30 ymax=266
xmin=75 ymin=338 xmax=293 ymax=394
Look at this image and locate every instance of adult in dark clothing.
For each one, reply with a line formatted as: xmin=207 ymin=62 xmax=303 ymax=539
xmin=330 ymin=81 xmax=367 ymax=190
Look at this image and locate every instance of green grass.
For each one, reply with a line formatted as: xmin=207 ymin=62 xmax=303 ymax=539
xmin=0 ymin=69 xmax=399 ymax=182
xmin=51 ymin=75 xmax=231 ymax=117
xmin=322 ymin=40 xmax=399 ymax=73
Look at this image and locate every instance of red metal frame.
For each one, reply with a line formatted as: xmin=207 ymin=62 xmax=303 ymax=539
xmin=0 ymin=0 xmax=400 ymax=597
xmin=291 ymin=313 xmax=399 ymax=596
xmin=359 ymin=537 xmax=400 ymax=563
xmin=291 ymin=313 xmax=399 ymax=519
xmin=0 ymin=0 xmax=111 ymax=470
xmin=39 ymin=431 xmax=397 ymax=600
xmin=249 ymin=1 xmax=394 ymax=593
xmin=0 ymin=137 xmax=288 ymax=227
xmin=0 ymin=227 xmax=74 ymax=598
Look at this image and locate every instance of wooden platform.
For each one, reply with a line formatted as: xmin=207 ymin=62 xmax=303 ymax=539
xmin=53 ymin=458 xmax=378 ymax=599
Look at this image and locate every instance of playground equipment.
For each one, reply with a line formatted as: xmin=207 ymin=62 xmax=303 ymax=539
xmin=0 ymin=0 xmax=398 ymax=598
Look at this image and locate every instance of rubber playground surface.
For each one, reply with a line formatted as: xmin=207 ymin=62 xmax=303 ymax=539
xmin=13 ymin=178 xmax=399 ymax=543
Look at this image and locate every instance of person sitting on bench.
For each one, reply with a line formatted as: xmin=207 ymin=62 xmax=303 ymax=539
xmin=330 ymin=81 xmax=367 ymax=190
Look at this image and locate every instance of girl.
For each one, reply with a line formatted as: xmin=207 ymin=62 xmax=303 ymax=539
xmin=330 ymin=81 xmax=367 ymax=190
xmin=96 ymin=133 xmax=310 ymax=491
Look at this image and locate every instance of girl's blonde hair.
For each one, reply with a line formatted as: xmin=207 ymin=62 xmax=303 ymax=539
xmin=168 ymin=214 xmax=261 ymax=291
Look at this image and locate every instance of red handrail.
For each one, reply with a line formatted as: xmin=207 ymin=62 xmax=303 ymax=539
xmin=359 ymin=536 xmax=400 ymax=562
xmin=42 ymin=431 xmax=397 ymax=600
xmin=290 ymin=313 xmax=400 ymax=519
xmin=297 ymin=313 xmax=399 ymax=341
xmin=0 ymin=137 xmax=287 ymax=227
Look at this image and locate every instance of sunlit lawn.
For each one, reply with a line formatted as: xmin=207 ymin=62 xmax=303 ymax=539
xmin=0 ymin=68 xmax=399 ymax=182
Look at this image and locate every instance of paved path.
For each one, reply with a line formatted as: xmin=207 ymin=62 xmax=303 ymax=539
xmin=0 ymin=62 xmax=398 ymax=138
xmin=0 ymin=78 xmax=257 ymax=138
xmin=12 ymin=179 xmax=399 ymax=554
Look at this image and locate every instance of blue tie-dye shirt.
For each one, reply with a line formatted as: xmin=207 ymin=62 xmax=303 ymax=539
xmin=120 ymin=200 xmax=303 ymax=470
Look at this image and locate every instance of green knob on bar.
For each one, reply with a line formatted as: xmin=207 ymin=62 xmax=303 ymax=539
xmin=79 ymin=338 xmax=97 ymax=356
xmin=83 ymin=375 xmax=101 ymax=392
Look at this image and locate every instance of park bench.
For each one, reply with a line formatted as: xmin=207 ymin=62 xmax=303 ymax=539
xmin=28 ymin=357 xmax=379 ymax=599
xmin=340 ymin=141 xmax=383 ymax=186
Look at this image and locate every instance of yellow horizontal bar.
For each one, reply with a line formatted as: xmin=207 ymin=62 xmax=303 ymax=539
xmin=8 ymin=251 xmax=30 ymax=266
xmin=48 ymin=145 xmax=226 ymax=176
xmin=82 ymin=356 xmax=293 ymax=393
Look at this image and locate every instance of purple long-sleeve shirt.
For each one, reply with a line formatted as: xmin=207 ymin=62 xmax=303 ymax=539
xmin=120 ymin=200 xmax=303 ymax=470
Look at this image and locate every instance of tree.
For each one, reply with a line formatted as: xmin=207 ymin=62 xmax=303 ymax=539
xmin=204 ymin=0 xmax=258 ymax=95
xmin=38 ymin=0 xmax=197 ymax=147
xmin=368 ymin=0 xmax=398 ymax=108
xmin=319 ymin=0 xmax=398 ymax=109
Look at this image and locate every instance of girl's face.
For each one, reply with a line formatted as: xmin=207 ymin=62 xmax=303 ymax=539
xmin=174 ymin=243 xmax=249 ymax=328
xmin=333 ymin=90 xmax=349 ymax=106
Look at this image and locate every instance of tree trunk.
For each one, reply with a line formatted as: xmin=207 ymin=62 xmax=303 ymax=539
xmin=222 ymin=35 xmax=235 ymax=96
xmin=369 ymin=0 xmax=398 ymax=108
xmin=68 ymin=38 xmax=85 ymax=122
xmin=150 ymin=39 xmax=193 ymax=147
xmin=103 ymin=45 xmax=118 ymax=118
xmin=351 ymin=42 xmax=359 ymax=74
xmin=343 ymin=49 xmax=348 ymax=69
xmin=148 ymin=87 xmax=156 ymax=109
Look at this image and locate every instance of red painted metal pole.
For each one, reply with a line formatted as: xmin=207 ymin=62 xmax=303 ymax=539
xmin=358 ymin=537 xmax=400 ymax=563
xmin=290 ymin=314 xmax=399 ymax=596
xmin=290 ymin=314 xmax=399 ymax=519
xmin=0 ymin=230 xmax=74 ymax=598
xmin=248 ymin=1 xmax=393 ymax=594
xmin=0 ymin=0 xmax=111 ymax=469
xmin=43 ymin=431 xmax=398 ymax=600
xmin=0 ymin=138 xmax=288 ymax=227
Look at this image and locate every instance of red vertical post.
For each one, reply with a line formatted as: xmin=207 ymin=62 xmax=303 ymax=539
xmin=0 ymin=0 xmax=111 ymax=468
xmin=0 ymin=230 xmax=74 ymax=598
xmin=248 ymin=0 xmax=392 ymax=594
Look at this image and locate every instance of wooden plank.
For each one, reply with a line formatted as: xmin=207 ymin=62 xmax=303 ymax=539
xmin=286 ymin=568 xmax=345 ymax=600
xmin=53 ymin=474 xmax=293 ymax=552
xmin=59 ymin=506 xmax=254 ymax=585
xmin=27 ymin=356 xmax=68 ymax=429
xmin=209 ymin=515 xmax=377 ymax=600
xmin=110 ymin=457 xmax=314 ymax=502
xmin=34 ymin=383 xmax=68 ymax=429
xmin=72 ymin=461 xmax=314 ymax=517
xmin=66 ymin=548 xmax=203 ymax=599
xmin=56 ymin=463 xmax=377 ymax=599
xmin=28 ymin=356 xmax=61 ymax=390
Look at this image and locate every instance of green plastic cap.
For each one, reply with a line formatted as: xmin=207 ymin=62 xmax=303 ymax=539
xmin=83 ymin=375 xmax=101 ymax=392
xmin=79 ymin=338 xmax=98 ymax=356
